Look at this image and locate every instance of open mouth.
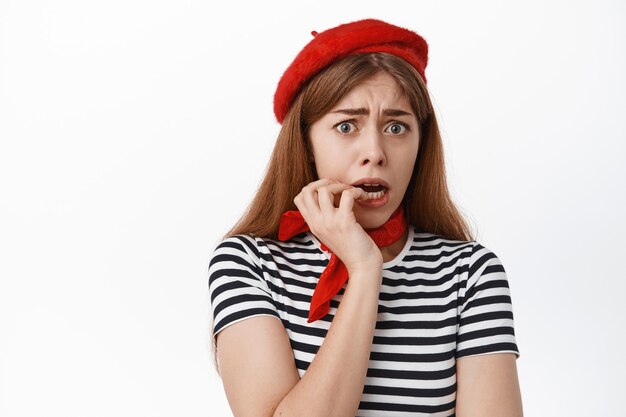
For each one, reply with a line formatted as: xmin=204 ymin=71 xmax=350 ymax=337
xmin=355 ymin=183 xmax=387 ymax=199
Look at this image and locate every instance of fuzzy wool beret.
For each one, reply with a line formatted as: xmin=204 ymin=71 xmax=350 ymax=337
xmin=273 ymin=18 xmax=429 ymax=124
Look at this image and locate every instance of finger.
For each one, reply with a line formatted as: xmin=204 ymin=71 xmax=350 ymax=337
xmin=302 ymin=178 xmax=343 ymax=206
xmin=339 ymin=187 xmax=367 ymax=214
xmin=318 ymin=183 xmax=352 ymax=213
xmin=302 ymin=178 xmax=339 ymax=195
xmin=300 ymin=179 xmax=335 ymax=209
xmin=301 ymin=183 xmax=322 ymax=211
xmin=317 ymin=185 xmax=335 ymax=215
xmin=293 ymin=192 xmax=312 ymax=222
xmin=299 ymin=179 xmax=340 ymax=226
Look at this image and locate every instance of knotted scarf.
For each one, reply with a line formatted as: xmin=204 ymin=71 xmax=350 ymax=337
xmin=277 ymin=205 xmax=407 ymax=323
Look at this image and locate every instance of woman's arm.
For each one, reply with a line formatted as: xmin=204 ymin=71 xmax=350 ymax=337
xmin=455 ymin=353 xmax=523 ymax=417
xmin=215 ymin=316 xmax=300 ymax=416
xmin=215 ymin=265 xmax=381 ymax=417
xmin=273 ymin=268 xmax=381 ymax=417
xmin=217 ymin=180 xmax=383 ymax=417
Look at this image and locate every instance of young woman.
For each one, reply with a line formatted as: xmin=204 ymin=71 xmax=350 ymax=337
xmin=208 ymin=19 xmax=523 ymax=417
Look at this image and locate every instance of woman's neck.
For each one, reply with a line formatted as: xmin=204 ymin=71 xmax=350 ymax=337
xmin=379 ymin=227 xmax=409 ymax=263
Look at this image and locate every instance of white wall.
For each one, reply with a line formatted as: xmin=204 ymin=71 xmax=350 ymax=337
xmin=1 ymin=0 xmax=624 ymax=415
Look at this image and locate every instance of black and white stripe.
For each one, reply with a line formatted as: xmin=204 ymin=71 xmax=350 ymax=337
xmin=208 ymin=226 xmax=519 ymax=417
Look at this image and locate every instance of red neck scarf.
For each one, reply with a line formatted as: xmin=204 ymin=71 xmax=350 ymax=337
xmin=278 ymin=205 xmax=407 ymax=323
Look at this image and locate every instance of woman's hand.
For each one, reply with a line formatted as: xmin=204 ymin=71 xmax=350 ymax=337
xmin=293 ymin=179 xmax=384 ymax=277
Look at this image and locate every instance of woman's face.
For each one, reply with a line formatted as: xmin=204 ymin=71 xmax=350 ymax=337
xmin=308 ymin=71 xmax=420 ymax=229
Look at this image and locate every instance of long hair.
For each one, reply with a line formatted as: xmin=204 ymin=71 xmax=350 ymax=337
xmin=209 ymin=53 xmax=474 ymax=374
xmin=226 ymin=52 xmax=473 ymax=241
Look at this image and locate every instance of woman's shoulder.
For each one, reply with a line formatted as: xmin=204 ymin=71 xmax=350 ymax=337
xmin=409 ymin=226 xmax=475 ymax=252
xmin=406 ymin=226 xmax=503 ymax=265
xmin=210 ymin=232 xmax=321 ymax=260
xmin=208 ymin=234 xmax=264 ymax=274
xmin=403 ymin=227 xmax=510 ymax=292
xmin=213 ymin=233 xmax=260 ymax=252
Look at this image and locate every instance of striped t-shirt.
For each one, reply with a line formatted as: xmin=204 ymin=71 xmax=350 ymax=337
xmin=208 ymin=225 xmax=520 ymax=417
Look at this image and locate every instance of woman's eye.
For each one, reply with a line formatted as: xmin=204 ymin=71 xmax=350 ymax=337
xmin=335 ymin=122 xmax=356 ymax=134
xmin=386 ymin=123 xmax=408 ymax=135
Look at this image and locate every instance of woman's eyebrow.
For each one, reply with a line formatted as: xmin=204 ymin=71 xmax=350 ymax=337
xmin=330 ymin=108 xmax=414 ymax=117
xmin=384 ymin=109 xmax=413 ymax=117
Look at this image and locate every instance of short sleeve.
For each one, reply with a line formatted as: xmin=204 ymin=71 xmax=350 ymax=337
xmin=208 ymin=235 xmax=281 ymax=341
xmin=456 ymin=243 xmax=520 ymax=359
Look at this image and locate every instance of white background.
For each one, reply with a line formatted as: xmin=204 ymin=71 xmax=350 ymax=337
xmin=1 ymin=0 xmax=624 ymax=416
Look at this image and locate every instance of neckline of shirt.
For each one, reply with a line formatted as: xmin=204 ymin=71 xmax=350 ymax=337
xmin=305 ymin=225 xmax=415 ymax=269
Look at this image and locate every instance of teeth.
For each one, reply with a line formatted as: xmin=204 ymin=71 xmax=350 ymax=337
xmin=365 ymin=189 xmax=386 ymax=199
xmin=355 ymin=182 xmax=387 ymax=198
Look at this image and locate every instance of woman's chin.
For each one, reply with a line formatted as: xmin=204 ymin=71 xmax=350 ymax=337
xmin=354 ymin=202 xmax=403 ymax=230
xmin=355 ymin=213 xmax=389 ymax=231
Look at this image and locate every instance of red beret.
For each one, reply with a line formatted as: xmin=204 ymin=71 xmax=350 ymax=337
xmin=273 ymin=19 xmax=429 ymax=124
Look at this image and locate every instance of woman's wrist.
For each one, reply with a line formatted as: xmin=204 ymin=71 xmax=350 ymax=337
xmin=346 ymin=260 xmax=383 ymax=285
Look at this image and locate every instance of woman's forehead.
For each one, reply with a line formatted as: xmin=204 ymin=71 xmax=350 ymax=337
xmin=330 ymin=78 xmax=412 ymax=114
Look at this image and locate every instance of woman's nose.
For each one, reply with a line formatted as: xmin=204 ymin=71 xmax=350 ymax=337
xmin=359 ymin=129 xmax=386 ymax=167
